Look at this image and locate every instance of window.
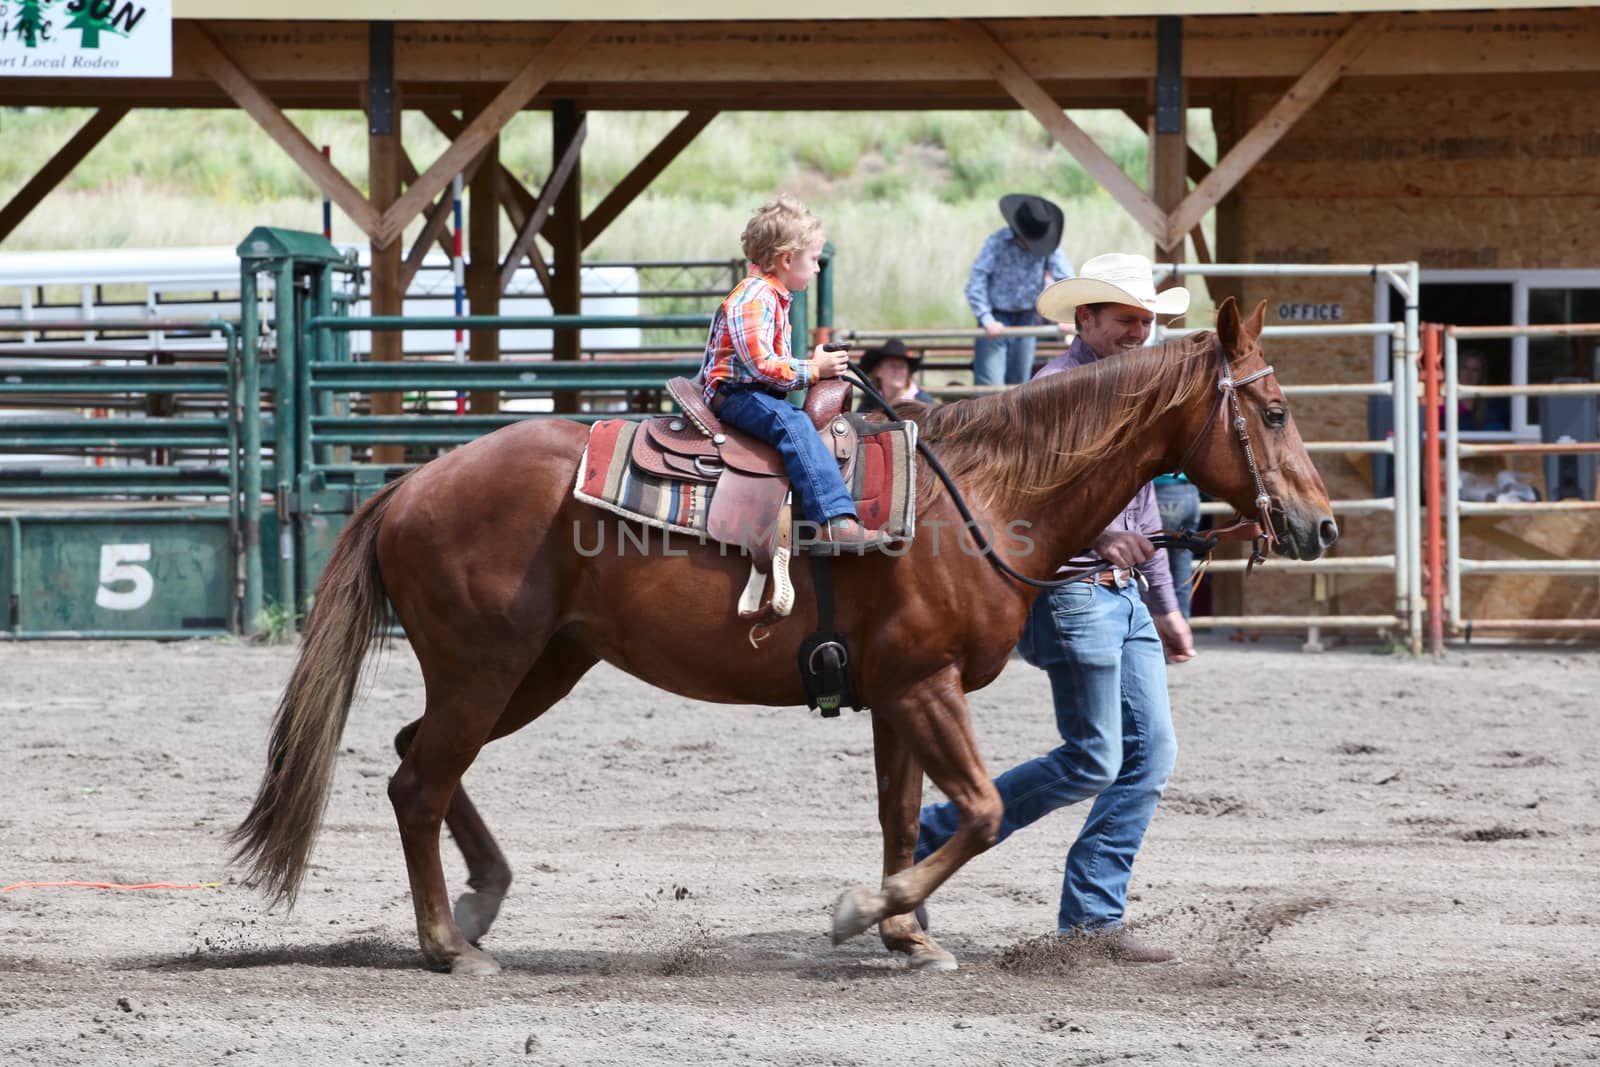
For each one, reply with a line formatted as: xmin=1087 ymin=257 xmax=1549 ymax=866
xmin=1381 ymin=269 xmax=1600 ymax=438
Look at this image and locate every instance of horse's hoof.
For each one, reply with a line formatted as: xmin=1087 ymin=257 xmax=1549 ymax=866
xmin=449 ymin=947 xmax=502 ymax=977
xmin=831 ymin=886 xmax=881 ymax=945
xmin=453 ymin=891 xmax=504 ymax=946
xmin=907 ymin=943 xmax=958 ymax=973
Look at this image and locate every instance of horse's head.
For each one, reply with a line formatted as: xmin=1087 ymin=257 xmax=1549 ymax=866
xmin=1179 ymin=298 xmax=1338 ymax=560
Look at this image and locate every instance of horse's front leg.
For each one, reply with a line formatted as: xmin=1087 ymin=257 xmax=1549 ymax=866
xmin=869 ymin=711 xmax=958 ymax=971
xmin=833 ymin=666 xmax=1001 ymax=951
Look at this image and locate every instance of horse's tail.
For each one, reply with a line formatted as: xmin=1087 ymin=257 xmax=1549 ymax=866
xmin=229 ymin=474 xmax=410 ymax=908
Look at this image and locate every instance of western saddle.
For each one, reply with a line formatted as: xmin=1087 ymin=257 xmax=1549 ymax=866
xmin=628 ymin=376 xmax=861 ymax=621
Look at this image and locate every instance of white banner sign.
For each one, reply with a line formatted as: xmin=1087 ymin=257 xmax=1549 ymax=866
xmin=0 ymin=0 xmax=170 ymax=77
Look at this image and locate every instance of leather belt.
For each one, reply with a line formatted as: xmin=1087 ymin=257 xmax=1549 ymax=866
xmin=1077 ymin=567 xmax=1138 ymax=589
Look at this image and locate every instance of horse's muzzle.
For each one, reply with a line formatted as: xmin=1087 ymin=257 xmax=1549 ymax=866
xmin=1274 ymin=510 xmax=1338 ymax=561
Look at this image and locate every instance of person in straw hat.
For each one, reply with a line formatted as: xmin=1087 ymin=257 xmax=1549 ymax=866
xmin=916 ymin=252 xmax=1194 ymax=963
xmin=963 ymin=193 xmax=1073 ymax=387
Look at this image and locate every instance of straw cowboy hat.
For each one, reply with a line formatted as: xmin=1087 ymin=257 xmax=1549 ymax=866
xmin=999 ymin=193 xmax=1065 ymax=256
xmin=858 ymin=338 xmax=923 ymax=375
xmin=1036 ymin=252 xmax=1191 ymax=322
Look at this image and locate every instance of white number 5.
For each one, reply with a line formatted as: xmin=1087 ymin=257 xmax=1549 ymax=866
xmin=96 ymin=544 xmax=154 ymax=611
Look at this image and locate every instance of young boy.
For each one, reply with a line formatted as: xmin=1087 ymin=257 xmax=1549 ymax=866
xmin=698 ymin=195 xmax=887 ymax=551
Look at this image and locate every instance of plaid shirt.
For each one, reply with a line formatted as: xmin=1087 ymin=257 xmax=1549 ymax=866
xmin=699 ymin=272 xmax=814 ymax=403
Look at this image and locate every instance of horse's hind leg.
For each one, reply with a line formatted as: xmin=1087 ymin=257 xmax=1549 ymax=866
xmin=393 ymin=637 xmax=597 ymax=951
xmin=389 ymin=640 xmax=596 ymax=975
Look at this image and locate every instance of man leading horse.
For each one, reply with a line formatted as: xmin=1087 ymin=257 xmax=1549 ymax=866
xmin=917 ymin=253 xmax=1195 ymax=963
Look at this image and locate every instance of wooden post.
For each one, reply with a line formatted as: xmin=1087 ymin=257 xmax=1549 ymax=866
xmin=368 ymin=24 xmax=404 ymax=466
xmin=1149 ymin=16 xmax=1187 ymax=268
xmin=550 ymin=99 xmax=585 ymax=416
xmin=1208 ymin=81 xmax=1246 ymax=621
xmin=467 ymin=101 xmax=501 ymax=416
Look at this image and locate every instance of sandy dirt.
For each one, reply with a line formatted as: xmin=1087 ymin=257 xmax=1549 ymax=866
xmin=2 ymin=637 xmax=1598 ymax=1066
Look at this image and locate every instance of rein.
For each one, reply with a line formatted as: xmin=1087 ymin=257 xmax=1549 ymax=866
xmin=845 ymin=338 xmax=1281 ymax=592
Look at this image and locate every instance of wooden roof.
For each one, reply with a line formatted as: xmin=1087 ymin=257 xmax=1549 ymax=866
xmin=5 ymin=11 xmax=1599 ymax=112
xmin=174 ymin=0 xmax=1586 ymax=18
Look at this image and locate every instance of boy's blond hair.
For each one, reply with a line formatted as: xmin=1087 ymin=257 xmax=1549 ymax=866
xmin=741 ymin=194 xmax=823 ymax=271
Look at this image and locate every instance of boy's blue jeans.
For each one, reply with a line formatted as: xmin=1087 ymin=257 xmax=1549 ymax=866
xmin=916 ymin=580 xmax=1177 ymax=932
xmin=714 ymin=387 xmax=858 ymax=525
xmin=972 ymin=309 xmax=1040 ymax=386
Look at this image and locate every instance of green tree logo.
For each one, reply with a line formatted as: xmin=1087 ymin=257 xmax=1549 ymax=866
xmin=64 ymin=0 xmax=124 ymax=49
xmin=10 ymin=0 xmax=52 ymax=48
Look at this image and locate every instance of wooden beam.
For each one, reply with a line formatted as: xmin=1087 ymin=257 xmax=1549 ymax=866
xmin=182 ymin=23 xmax=379 ymax=238
xmin=1122 ymin=107 xmax=1210 ymax=186
xmin=499 ymin=117 xmax=586 ymax=293
xmin=400 ymin=148 xmax=457 ymax=257
xmin=421 ymin=107 xmax=553 ymax=293
xmin=369 ymin=117 xmax=405 ymax=465
xmin=377 ymin=21 xmax=593 ymax=248
xmin=957 ymin=19 xmax=1167 ymax=244
xmin=399 ymin=145 xmax=491 ymax=294
xmin=423 ymin=104 xmax=555 ymax=249
xmin=1164 ymin=13 xmax=1389 ymax=248
xmin=0 ymin=106 xmax=128 ymax=243
xmin=550 ymin=100 xmax=584 ymax=416
xmin=581 ymin=109 xmax=716 ymax=249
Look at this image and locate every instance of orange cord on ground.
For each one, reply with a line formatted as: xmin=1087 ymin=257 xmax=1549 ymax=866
xmin=1 ymin=881 xmax=222 ymax=893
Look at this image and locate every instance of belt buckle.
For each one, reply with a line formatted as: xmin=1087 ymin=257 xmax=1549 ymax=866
xmin=1110 ymin=567 xmax=1131 ymax=588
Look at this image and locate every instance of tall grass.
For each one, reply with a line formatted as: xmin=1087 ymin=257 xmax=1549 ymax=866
xmin=0 ymin=107 xmax=1216 ymax=329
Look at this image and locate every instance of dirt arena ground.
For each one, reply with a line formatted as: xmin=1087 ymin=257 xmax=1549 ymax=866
xmin=2 ymin=637 xmax=1597 ymax=1066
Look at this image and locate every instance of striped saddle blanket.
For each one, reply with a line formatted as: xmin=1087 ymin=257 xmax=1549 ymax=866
xmin=573 ymin=414 xmax=918 ymax=548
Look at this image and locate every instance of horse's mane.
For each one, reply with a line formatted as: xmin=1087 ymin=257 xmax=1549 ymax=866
xmin=913 ymin=333 xmax=1219 ymax=515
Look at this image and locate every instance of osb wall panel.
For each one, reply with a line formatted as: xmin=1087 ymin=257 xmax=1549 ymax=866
xmin=1224 ymin=83 xmax=1600 ymax=625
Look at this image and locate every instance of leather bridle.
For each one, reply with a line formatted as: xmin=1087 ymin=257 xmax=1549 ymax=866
xmin=1175 ymin=357 xmax=1281 ymax=572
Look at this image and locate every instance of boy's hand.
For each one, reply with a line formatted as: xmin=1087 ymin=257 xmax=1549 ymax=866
xmin=812 ymin=343 xmax=849 ymax=379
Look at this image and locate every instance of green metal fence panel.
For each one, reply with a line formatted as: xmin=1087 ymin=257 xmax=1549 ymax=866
xmin=1 ymin=511 xmax=235 ymax=639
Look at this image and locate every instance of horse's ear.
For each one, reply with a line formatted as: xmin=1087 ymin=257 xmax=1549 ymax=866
xmin=1216 ymin=296 xmax=1241 ymax=353
xmin=1244 ymin=299 xmax=1268 ymax=344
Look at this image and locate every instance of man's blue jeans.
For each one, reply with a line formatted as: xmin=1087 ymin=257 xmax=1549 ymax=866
xmin=916 ymin=581 xmax=1177 ymax=932
xmin=1154 ymin=479 xmax=1202 ymax=618
xmin=972 ymin=309 xmax=1040 ymax=386
xmin=714 ymin=387 xmax=857 ymax=525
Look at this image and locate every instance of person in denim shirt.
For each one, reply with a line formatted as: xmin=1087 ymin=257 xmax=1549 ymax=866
xmin=964 ymin=194 xmax=1073 ymax=387
xmin=919 ymin=254 xmax=1193 ymax=963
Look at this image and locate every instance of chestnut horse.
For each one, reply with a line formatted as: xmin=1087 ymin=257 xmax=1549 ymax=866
xmin=232 ymin=298 xmax=1336 ymax=974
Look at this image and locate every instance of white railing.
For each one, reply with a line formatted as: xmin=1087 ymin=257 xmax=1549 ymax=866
xmin=1441 ymin=323 xmax=1600 ymax=640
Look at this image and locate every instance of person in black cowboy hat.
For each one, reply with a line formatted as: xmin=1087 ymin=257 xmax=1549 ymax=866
xmin=964 ymin=193 xmax=1074 ymax=386
xmin=856 ymin=338 xmax=935 ymax=410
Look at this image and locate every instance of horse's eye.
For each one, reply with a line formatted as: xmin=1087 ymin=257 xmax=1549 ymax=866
xmin=1264 ymin=407 xmax=1288 ymax=429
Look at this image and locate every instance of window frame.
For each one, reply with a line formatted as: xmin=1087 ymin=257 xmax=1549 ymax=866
xmin=1377 ymin=268 xmax=1600 ymax=440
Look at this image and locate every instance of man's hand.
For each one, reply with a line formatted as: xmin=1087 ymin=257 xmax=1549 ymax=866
xmin=982 ymin=320 xmax=1007 ymax=338
xmin=812 ymin=343 xmax=849 ymax=379
xmin=1091 ymin=530 xmax=1155 ymax=570
xmin=1153 ymin=611 xmax=1196 ymax=664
